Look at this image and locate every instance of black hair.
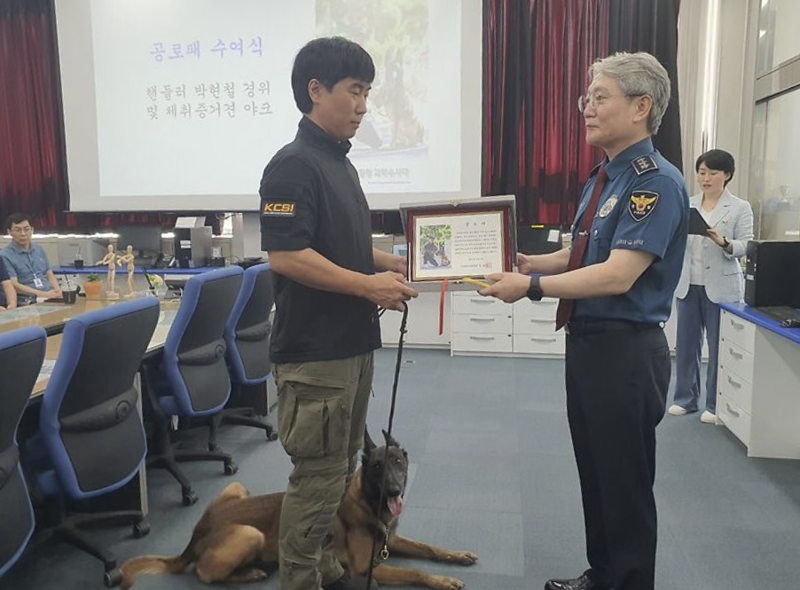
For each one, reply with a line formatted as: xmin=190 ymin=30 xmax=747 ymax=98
xmin=695 ymin=149 xmax=735 ymax=186
xmin=291 ymin=36 xmax=375 ymax=114
xmin=4 ymin=212 xmax=33 ymax=232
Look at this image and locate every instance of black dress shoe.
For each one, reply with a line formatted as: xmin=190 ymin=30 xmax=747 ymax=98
xmin=323 ymin=572 xmax=379 ymax=590
xmin=544 ymin=570 xmax=609 ymax=590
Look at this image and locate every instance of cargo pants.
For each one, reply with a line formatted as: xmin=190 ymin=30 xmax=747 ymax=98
xmin=273 ymin=352 xmax=374 ymax=590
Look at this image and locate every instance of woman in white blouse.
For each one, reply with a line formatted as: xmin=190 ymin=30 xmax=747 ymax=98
xmin=669 ymin=149 xmax=754 ymax=423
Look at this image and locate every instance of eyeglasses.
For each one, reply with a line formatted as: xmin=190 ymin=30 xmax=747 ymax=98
xmin=10 ymin=226 xmax=33 ymax=234
xmin=578 ymin=92 xmax=645 ymax=114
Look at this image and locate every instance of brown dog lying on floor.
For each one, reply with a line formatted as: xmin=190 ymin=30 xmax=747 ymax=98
xmin=120 ymin=431 xmax=478 ymax=589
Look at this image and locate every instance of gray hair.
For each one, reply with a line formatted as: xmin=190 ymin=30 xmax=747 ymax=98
xmin=590 ymin=52 xmax=671 ymax=135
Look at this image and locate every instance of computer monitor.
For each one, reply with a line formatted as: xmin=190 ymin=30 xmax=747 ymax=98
xmin=517 ymin=225 xmax=563 ymax=255
xmin=371 ymin=209 xmax=404 ymax=235
xmin=115 ymin=225 xmax=163 ymax=258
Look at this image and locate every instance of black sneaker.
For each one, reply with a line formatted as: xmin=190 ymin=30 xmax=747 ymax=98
xmin=322 ymin=572 xmax=379 ymax=590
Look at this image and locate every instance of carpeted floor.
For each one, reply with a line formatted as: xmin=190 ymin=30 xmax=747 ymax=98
xmin=3 ymin=348 xmax=800 ymax=590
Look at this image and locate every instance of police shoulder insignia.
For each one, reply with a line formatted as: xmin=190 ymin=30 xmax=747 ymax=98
xmin=632 ymin=155 xmax=658 ymax=175
xmin=628 ymin=190 xmax=659 ymax=222
xmin=262 ymin=200 xmax=296 ymax=217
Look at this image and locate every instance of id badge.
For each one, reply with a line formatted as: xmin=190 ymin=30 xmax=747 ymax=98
xmin=34 ymin=277 xmax=44 ymax=289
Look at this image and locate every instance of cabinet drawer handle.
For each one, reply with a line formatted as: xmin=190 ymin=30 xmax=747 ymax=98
xmin=528 ymin=319 xmax=552 ymax=324
xmin=728 ymin=347 xmax=743 ymax=360
xmin=468 ymin=298 xmax=495 ymax=304
xmin=727 ymin=375 xmax=742 ymax=388
xmin=469 ymin=317 xmax=496 ymax=323
xmin=469 ymin=335 xmax=496 ymax=341
xmin=726 ymin=403 xmax=740 ymax=418
xmin=536 ymin=300 xmax=557 ymax=306
xmin=730 ymin=319 xmax=745 ymax=330
xmin=531 ymin=337 xmax=557 ymax=343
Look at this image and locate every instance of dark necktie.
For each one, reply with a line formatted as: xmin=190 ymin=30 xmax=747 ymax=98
xmin=555 ymin=166 xmax=608 ymax=331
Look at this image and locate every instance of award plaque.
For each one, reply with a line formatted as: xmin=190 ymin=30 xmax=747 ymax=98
xmin=399 ymin=195 xmax=517 ymax=283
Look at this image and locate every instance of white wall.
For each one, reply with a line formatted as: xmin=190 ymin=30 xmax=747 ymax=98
xmin=763 ymin=0 xmax=800 ymax=71
xmin=715 ymin=0 xmax=753 ymax=199
xmin=677 ymin=0 xmax=752 ymax=197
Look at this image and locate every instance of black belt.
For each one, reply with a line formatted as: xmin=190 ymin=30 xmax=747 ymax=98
xmin=566 ymin=319 xmax=663 ymax=336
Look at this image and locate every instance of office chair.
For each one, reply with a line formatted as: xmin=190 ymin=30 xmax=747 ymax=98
xmin=142 ymin=266 xmax=243 ymax=506
xmin=0 ymin=327 xmax=46 ymax=580
xmin=209 ymin=263 xmax=278 ymax=450
xmin=29 ymin=297 xmax=159 ymax=587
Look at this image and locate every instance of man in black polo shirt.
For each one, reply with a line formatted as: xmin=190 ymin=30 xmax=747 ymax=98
xmin=259 ymin=37 xmax=417 ymax=590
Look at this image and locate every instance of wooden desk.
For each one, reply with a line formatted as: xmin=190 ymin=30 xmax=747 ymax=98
xmin=0 ymin=298 xmax=138 ymax=337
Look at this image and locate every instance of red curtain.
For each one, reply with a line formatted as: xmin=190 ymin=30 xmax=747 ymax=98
xmin=0 ymin=0 xmax=68 ymax=229
xmin=482 ymin=0 xmax=683 ymax=227
xmin=483 ymin=0 xmax=609 ymax=227
xmin=608 ymin=0 xmax=683 ymax=170
xmin=0 ymin=0 xmax=172 ymax=231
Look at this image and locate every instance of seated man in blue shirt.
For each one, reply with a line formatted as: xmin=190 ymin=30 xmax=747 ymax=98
xmin=1 ymin=213 xmax=62 ymax=300
xmin=0 ymin=256 xmax=17 ymax=311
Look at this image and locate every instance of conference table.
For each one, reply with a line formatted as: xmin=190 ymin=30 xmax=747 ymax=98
xmin=0 ymin=294 xmax=179 ymax=336
xmin=0 ymin=298 xmax=114 ymax=336
xmin=1 ymin=263 xmax=217 ymax=337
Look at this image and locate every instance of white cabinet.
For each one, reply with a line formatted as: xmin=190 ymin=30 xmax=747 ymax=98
xmin=720 ymin=310 xmax=757 ymax=350
xmin=380 ymin=291 xmax=450 ymax=349
xmin=451 ymin=332 xmax=514 ymax=354
xmin=452 ymin=313 xmax=513 ymax=334
xmin=451 ymin=292 xmax=510 ymax=316
xmin=451 ymin=293 xmax=565 ymax=357
xmin=511 ymin=298 xmax=565 ymax=356
xmin=717 ymin=311 xmax=756 ymax=447
xmin=380 ymin=290 xmax=567 ymax=358
xmin=451 ymin=292 xmax=512 ymax=354
xmin=717 ymin=309 xmax=800 ymax=459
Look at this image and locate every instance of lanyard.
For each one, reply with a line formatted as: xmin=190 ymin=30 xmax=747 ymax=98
xmin=23 ymin=249 xmax=39 ymax=278
xmin=16 ymin=246 xmax=44 ymax=284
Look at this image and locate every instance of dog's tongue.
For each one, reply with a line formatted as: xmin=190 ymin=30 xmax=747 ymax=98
xmin=387 ymin=496 xmax=404 ymax=517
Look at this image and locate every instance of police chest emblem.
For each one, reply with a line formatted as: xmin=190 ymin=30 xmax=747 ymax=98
xmin=628 ymin=190 xmax=659 ymax=222
xmin=262 ymin=201 xmax=296 ymax=217
xmin=598 ymin=195 xmax=618 ymax=218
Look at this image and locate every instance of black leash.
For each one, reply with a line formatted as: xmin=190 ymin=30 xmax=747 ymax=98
xmin=365 ymin=302 xmax=409 ymax=589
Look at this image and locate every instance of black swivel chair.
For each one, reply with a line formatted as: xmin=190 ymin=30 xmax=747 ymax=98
xmin=209 ymin=263 xmax=278 ymax=450
xmin=142 ymin=266 xmax=243 ymax=506
xmin=0 ymin=327 xmax=46 ymax=581
xmin=28 ymin=298 xmax=159 ymax=587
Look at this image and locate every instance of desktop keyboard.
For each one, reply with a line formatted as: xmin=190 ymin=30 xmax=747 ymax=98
xmin=133 ymin=257 xmax=157 ymax=267
xmin=753 ymin=306 xmax=800 ymax=324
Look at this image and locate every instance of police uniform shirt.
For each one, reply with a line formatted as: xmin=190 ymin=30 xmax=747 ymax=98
xmin=571 ymin=138 xmax=689 ymax=323
xmin=259 ymin=117 xmax=380 ymax=364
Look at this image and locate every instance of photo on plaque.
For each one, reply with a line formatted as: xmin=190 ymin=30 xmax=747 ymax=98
xmin=400 ymin=196 xmax=517 ymax=283
xmin=419 ymin=224 xmax=452 ymax=269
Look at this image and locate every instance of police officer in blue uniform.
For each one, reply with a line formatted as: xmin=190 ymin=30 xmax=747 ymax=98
xmin=483 ymin=52 xmax=689 ymax=590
